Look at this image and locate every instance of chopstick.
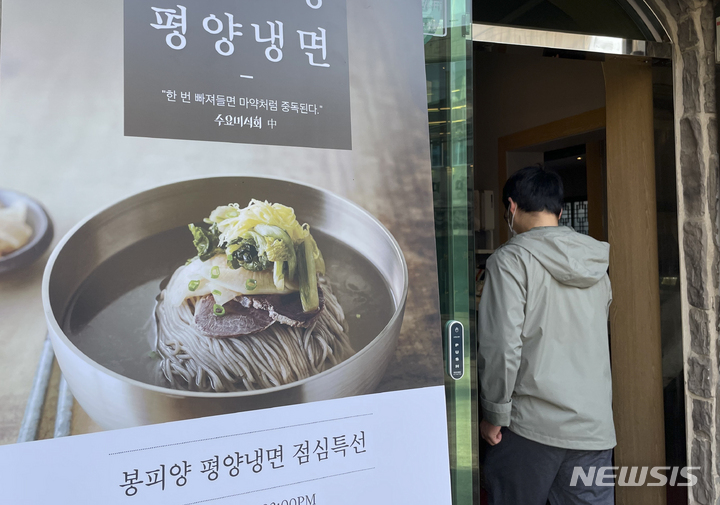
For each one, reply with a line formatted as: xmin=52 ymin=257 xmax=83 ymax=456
xmin=53 ymin=376 xmax=73 ymax=438
xmin=16 ymin=333 xmax=75 ymax=442
xmin=16 ymin=335 xmax=55 ymax=442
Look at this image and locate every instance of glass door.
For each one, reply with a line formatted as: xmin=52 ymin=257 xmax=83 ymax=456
xmin=423 ymin=1 xmax=477 ymax=504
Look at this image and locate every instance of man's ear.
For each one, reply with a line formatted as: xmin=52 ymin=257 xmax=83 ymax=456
xmin=508 ymin=197 xmax=516 ymax=214
xmin=558 ymin=208 xmax=563 ymax=220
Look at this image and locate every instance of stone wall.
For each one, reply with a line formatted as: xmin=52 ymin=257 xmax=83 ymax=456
xmin=647 ymin=0 xmax=720 ymax=503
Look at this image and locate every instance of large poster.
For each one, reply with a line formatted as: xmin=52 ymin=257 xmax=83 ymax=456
xmin=0 ymin=1 xmax=451 ymax=503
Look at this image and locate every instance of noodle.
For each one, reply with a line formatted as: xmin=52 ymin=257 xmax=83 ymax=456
xmin=155 ymin=275 xmax=355 ymax=392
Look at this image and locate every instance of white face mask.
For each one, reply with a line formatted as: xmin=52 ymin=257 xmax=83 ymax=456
xmin=507 ymin=208 xmax=517 ymax=238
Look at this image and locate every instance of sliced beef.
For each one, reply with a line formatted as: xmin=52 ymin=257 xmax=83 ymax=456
xmin=194 ymin=295 xmax=275 ymax=338
xmin=236 ymin=287 xmax=325 ymax=328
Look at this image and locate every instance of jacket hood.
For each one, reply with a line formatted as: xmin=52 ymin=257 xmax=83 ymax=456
xmin=508 ymin=226 xmax=609 ymax=288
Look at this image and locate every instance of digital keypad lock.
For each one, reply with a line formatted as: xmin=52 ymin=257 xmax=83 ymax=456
xmin=446 ymin=320 xmax=464 ymax=380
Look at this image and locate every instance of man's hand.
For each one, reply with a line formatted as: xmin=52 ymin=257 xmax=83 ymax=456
xmin=481 ymin=419 xmax=503 ymax=446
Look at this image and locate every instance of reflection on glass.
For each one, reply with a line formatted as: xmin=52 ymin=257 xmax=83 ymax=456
xmin=424 ymin=1 xmax=477 ymax=504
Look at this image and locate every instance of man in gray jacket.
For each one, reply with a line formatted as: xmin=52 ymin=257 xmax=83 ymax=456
xmin=478 ymin=165 xmax=615 ymax=504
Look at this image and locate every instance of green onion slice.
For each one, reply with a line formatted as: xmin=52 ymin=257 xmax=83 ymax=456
xmin=210 ymin=266 xmax=220 ymax=279
xmin=213 ymin=304 xmax=226 ymax=316
xmin=212 ymin=289 xmax=222 ymax=296
xmin=246 ymin=279 xmax=257 ymax=291
xmin=188 ymin=280 xmax=200 ymax=292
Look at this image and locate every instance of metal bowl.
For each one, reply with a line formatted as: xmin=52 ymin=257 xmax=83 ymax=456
xmin=42 ymin=176 xmax=407 ymax=429
xmin=0 ymin=189 xmax=53 ymax=275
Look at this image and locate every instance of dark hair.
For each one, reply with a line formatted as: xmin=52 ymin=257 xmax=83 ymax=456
xmin=502 ymin=165 xmax=564 ymax=216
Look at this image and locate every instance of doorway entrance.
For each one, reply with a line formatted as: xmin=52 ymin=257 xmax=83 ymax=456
xmin=473 ymin=33 xmax=684 ymax=505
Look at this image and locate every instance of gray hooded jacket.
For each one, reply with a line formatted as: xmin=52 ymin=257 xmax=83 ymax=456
xmin=478 ymin=226 xmax=616 ymax=450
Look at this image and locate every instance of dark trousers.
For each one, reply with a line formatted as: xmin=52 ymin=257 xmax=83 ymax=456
xmin=483 ymin=428 xmax=614 ymax=505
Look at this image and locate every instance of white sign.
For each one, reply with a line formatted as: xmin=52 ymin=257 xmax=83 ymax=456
xmin=0 ymin=387 xmax=451 ymax=504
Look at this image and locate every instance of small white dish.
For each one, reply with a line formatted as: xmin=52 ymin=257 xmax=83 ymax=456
xmin=0 ymin=189 xmax=54 ymax=274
